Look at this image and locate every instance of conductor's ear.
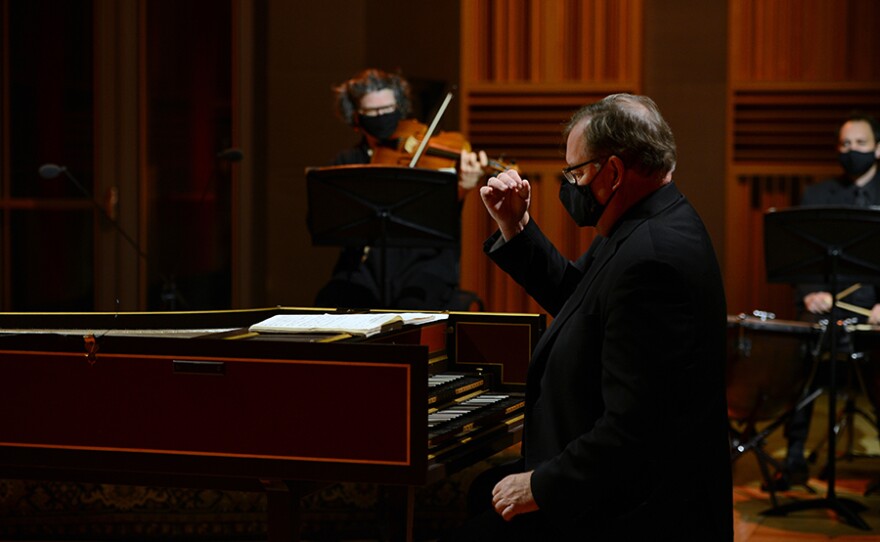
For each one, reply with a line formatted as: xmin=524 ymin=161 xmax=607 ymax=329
xmin=592 ymin=156 xmax=623 ymax=204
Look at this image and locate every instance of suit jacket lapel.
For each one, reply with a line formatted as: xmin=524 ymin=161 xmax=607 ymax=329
xmin=529 ymin=236 xmax=614 ymax=365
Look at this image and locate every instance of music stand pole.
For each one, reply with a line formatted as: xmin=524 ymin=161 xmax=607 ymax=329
xmin=827 ymin=256 xmax=840 ymax=499
xmin=763 ymin=251 xmax=869 ymax=528
xmin=379 ymin=210 xmax=389 ymax=307
xmin=821 ymin=250 xmax=846 ymax=503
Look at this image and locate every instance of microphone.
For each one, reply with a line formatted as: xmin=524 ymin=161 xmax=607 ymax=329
xmin=37 ymin=163 xmax=148 ymax=263
xmin=38 ymin=163 xmax=67 ymax=179
xmin=216 ymin=148 xmax=244 ymax=162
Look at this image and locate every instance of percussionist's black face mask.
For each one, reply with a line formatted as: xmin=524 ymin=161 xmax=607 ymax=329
xmin=838 ymin=149 xmax=877 ymax=179
xmin=358 ymin=110 xmax=402 ymax=141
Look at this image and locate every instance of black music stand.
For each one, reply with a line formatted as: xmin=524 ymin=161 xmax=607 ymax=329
xmin=762 ymin=205 xmax=880 ymax=530
xmin=306 ymin=164 xmax=460 ymax=307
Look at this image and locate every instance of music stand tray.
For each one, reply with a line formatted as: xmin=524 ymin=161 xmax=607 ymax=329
xmin=763 ymin=205 xmax=880 ymax=530
xmin=306 ymin=164 xmax=460 ymax=249
xmin=765 ymin=205 xmax=880 ymax=285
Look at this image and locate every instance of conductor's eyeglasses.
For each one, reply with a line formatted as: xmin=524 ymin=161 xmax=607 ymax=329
xmin=561 ymin=157 xmax=605 ymax=185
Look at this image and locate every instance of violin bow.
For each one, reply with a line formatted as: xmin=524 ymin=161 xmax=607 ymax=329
xmin=408 ymin=90 xmax=454 ymax=168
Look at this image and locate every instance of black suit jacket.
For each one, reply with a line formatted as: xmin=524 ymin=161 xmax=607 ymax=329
xmin=486 ymin=183 xmax=732 ymax=540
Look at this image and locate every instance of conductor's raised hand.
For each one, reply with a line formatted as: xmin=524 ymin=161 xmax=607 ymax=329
xmin=480 ymin=169 xmax=531 ymax=241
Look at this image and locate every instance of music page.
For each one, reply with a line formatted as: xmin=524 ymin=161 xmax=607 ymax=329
xmin=248 ymin=312 xmax=447 ymax=337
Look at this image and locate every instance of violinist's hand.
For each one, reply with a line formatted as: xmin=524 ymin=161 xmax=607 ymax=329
xmin=480 ymin=169 xmax=531 ymax=241
xmin=492 ymin=470 xmax=538 ymax=521
xmin=804 ymin=292 xmax=833 ymax=314
xmin=459 ymin=149 xmax=489 ymax=192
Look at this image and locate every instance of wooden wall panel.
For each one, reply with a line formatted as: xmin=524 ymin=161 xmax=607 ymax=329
xmin=733 ymin=87 xmax=880 ymax=162
xmin=460 ymin=0 xmax=642 ymax=314
xmin=465 ymin=86 xmax=625 ymax=162
xmin=730 ymin=0 xmax=880 ymax=83
xmin=463 ymin=0 xmax=641 ymax=85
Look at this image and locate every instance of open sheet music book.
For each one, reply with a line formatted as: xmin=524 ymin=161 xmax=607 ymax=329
xmin=248 ymin=312 xmax=448 ymax=337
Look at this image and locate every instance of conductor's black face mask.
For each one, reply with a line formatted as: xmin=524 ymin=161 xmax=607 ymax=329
xmin=559 ymin=181 xmax=605 ymax=227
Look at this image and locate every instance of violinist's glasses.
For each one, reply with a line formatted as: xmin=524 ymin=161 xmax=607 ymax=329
xmin=561 ymin=157 xmax=605 ymax=185
xmin=358 ymin=104 xmax=398 ymax=117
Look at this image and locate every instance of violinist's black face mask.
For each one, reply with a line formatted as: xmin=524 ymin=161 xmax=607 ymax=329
xmin=359 ymin=110 xmax=402 ymax=141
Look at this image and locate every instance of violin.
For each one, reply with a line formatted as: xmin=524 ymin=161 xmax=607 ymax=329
xmin=370 ymin=119 xmax=515 ymax=174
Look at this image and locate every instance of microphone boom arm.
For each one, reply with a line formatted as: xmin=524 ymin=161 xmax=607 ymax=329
xmin=39 ymin=164 xmax=148 ymax=263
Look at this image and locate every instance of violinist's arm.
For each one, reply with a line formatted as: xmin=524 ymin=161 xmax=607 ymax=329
xmin=458 ymin=149 xmax=489 ymax=195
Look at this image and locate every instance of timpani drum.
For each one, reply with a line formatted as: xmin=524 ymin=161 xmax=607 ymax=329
xmin=849 ymin=323 xmax=880 ymax=413
xmin=726 ymin=314 xmax=819 ymax=422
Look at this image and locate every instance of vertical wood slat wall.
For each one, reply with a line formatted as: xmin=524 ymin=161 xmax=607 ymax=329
xmin=725 ymin=0 xmax=880 ymax=318
xmin=459 ymin=0 xmax=642 ymax=314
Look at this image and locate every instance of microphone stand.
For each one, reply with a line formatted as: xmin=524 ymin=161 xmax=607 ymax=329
xmin=40 ymin=164 xmax=147 ymax=263
xmin=38 ymin=164 xmax=187 ymax=310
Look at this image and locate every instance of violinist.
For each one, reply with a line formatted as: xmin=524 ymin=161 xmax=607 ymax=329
xmin=314 ymin=68 xmax=488 ymax=310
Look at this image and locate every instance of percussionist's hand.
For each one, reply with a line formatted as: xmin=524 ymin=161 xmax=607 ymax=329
xmin=459 ymin=149 xmax=489 ymax=192
xmin=804 ymin=292 xmax=833 ymax=314
xmin=492 ymin=470 xmax=538 ymax=521
xmin=480 ymin=169 xmax=531 ymax=240
xmin=870 ymin=303 xmax=880 ymax=325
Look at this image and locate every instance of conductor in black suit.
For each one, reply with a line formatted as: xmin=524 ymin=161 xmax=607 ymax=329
xmin=453 ymin=94 xmax=732 ymax=540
